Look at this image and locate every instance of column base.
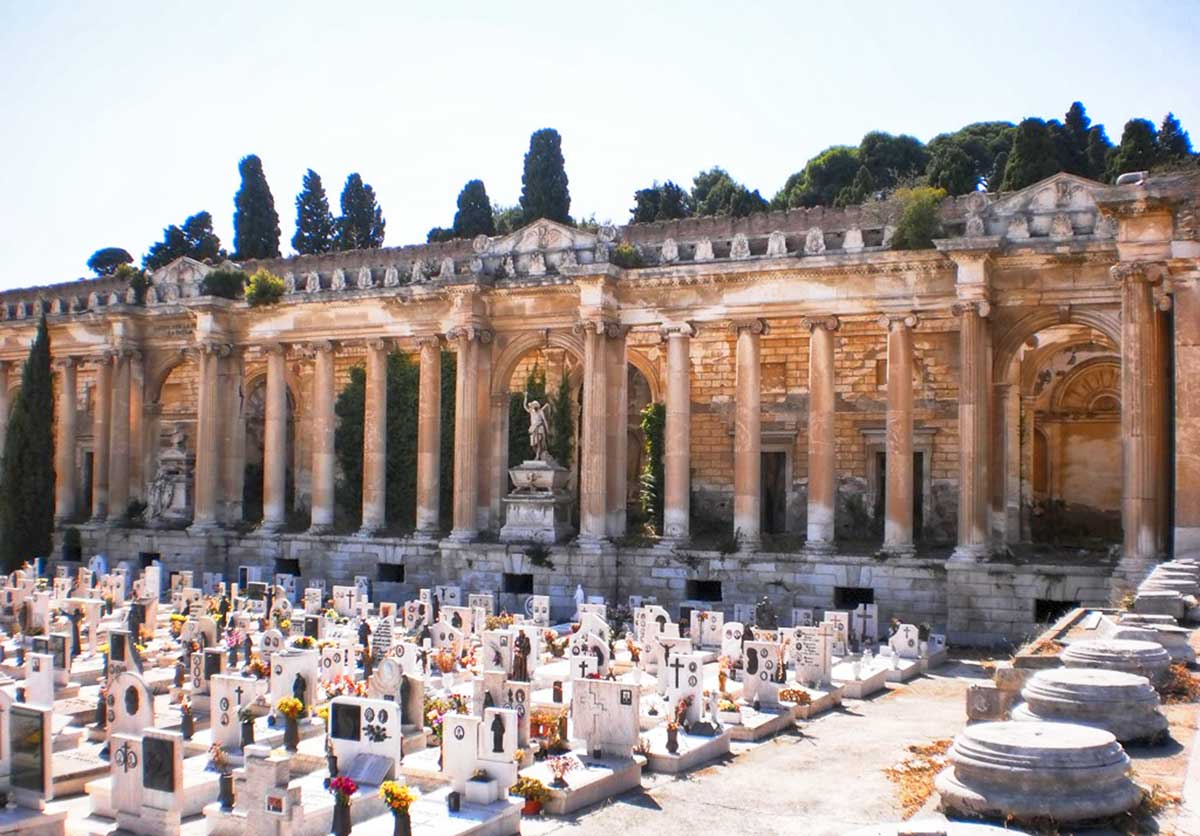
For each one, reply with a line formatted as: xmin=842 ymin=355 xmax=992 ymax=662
xmin=876 ymin=544 xmax=916 ymax=559
xmin=573 ymin=535 xmax=610 ymax=552
xmin=803 ymin=540 xmax=836 ymax=558
xmin=307 ymin=524 xmax=333 ymax=536
xmin=411 ymin=529 xmax=441 ymax=545
xmin=1113 ymin=553 xmax=1161 ymax=587
xmin=949 ymin=544 xmax=989 ymax=563
xmin=187 ymin=521 xmax=220 ymax=535
xmin=257 ymin=521 xmax=284 ymax=535
xmin=355 ymin=526 xmax=383 ymax=540
xmin=445 ymin=528 xmax=478 ymax=544
xmin=736 ymin=537 xmax=761 ymax=554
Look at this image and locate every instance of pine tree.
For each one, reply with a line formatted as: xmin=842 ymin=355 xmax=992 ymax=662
xmin=519 ymin=128 xmax=571 ymax=225
xmin=1085 ymin=125 xmax=1113 ymax=181
xmin=1157 ymin=113 xmax=1193 ymax=162
xmin=143 ymin=211 xmax=223 ymax=270
xmin=926 ymin=142 xmax=977 ymax=195
xmin=834 ymin=165 xmax=875 ymax=207
xmin=232 ymin=155 xmax=281 ymax=260
xmin=452 ymin=180 xmax=496 ymax=238
xmin=0 ymin=316 xmax=55 ymax=569
xmin=630 ymin=181 xmax=692 ymax=223
xmin=1000 ymin=118 xmax=1063 ymax=190
xmin=86 ymin=247 xmax=133 ymax=276
xmin=336 ymin=173 xmax=386 ymax=251
xmin=631 ymin=185 xmax=661 ymax=223
xmin=1107 ymin=119 xmax=1159 ymax=180
xmin=292 ymin=169 xmax=335 ymax=255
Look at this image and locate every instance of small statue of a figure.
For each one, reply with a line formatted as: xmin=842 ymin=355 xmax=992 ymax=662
xmin=511 ymin=629 xmax=531 ymax=682
xmin=523 ymin=391 xmax=555 ymax=462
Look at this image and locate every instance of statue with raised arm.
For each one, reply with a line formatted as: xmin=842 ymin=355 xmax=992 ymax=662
xmin=523 ymin=391 xmax=554 ymax=462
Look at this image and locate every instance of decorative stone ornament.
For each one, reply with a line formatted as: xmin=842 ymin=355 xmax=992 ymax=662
xmin=693 ymin=238 xmax=714 ymax=261
xmin=804 ymin=227 xmax=826 ymax=255
xmin=729 ymin=233 xmax=751 ymax=260
xmin=766 ymin=230 xmax=787 ymax=257
xmin=660 ymin=238 xmax=679 ymax=263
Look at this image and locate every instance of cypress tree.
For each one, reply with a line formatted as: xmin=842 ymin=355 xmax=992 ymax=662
xmin=1107 ymin=119 xmax=1159 ymax=180
xmin=1058 ymin=102 xmax=1092 ymax=176
xmin=453 ymin=180 xmax=496 ymax=238
xmin=336 ymin=173 xmax=386 ymax=251
xmin=0 ymin=316 xmax=55 ymax=569
xmin=292 ymin=169 xmax=335 ymax=255
xmin=519 ymin=128 xmax=571 ymax=225
xmin=631 ymin=185 xmax=663 ymax=223
xmin=1000 ymin=118 xmax=1063 ymax=190
xmin=1085 ymin=125 xmax=1113 ymax=181
xmin=232 ymin=155 xmax=281 ymax=260
xmin=1157 ymin=113 xmax=1193 ymax=162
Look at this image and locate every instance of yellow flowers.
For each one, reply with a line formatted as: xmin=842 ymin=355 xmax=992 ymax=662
xmin=276 ymin=697 xmax=304 ymax=719
xmin=378 ymin=781 xmax=418 ymax=812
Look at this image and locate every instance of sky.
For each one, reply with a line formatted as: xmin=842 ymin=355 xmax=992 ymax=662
xmin=0 ymin=1 xmax=1197 ymax=290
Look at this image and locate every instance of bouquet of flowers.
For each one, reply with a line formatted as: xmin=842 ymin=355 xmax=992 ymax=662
xmin=276 ymin=697 xmax=304 ymax=719
xmin=291 ymin=635 xmax=315 ymax=650
xmin=329 ymin=775 xmax=358 ymax=803
xmin=378 ymin=780 xmax=418 ymax=813
xmin=424 ymin=694 xmax=469 ymax=742
xmin=547 ymin=754 xmax=577 ymax=785
xmin=323 ymin=674 xmax=366 ymax=700
xmin=435 ymin=648 xmax=456 ymax=673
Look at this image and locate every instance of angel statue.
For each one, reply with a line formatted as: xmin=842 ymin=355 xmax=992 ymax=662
xmin=523 ymin=391 xmax=554 ymax=462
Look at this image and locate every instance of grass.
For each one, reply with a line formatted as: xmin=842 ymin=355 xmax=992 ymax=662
xmin=1160 ymin=661 xmax=1200 ymax=703
xmin=882 ymin=738 xmax=953 ymax=819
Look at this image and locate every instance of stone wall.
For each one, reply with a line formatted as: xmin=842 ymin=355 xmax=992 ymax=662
xmin=66 ymin=527 xmax=1114 ymax=647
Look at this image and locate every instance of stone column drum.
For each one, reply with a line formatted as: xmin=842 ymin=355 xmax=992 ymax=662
xmin=91 ymin=352 xmax=113 ymax=522
xmin=953 ymin=302 xmax=990 ymax=560
xmin=1060 ymin=638 xmax=1172 ymax=686
xmin=415 ymin=336 xmax=442 ymax=537
xmin=108 ymin=349 xmax=133 ymax=520
xmin=880 ymin=314 xmax=917 ymax=554
xmin=805 ymin=316 xmax=838 ymax=551
xmin=578 ymin=321 xmax=609 ymax=545
xmin=261 ymin=344 xmax=288 ymax=532
xmin=732 ymin=319 xmax=766 ymax=550
xmin=935 ymin=721 xmax=1141 ymax=823
xmin=360 ymin=339 xmax=388 ymax=535
xmin=662 ymin=323 xmax=694 ymax=543
xmin=309 ymin=341 xmax=335 ymax=533
xmin=1011 ymin=667 xmax=1167 ymax=743
xmin=54 ymin=357 xmax=78 ymax=522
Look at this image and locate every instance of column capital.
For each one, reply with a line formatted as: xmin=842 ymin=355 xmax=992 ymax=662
xmin=951 ymin=300 xmax=992 ymax=318
xmin=312 ymin=339 xmax=335 ymax=355
xmin=54 ymin=355 xmax=79 ymax=370
xmin=446 ymin=326 xmax=493 ymax=345
xmin=264 ymin=342 xmax=289 ymax=357
xmin=1112 ymin=261 xmax=1169 ymax=286
xmin=414 ymin=335 xmax=443 ymax=350
xmin=659 ymin=321 xmax=696 ymax=340
xmin=801 ymin=315 xmax=840 ymax=333
xmin=573 ymin=318 xmax=624 ymax=338
xmin=729 ymin=318 xmax=769 ymax=336
xmin=197 ymin=340 xmax=232 ymax=357
xmin=878 ymin=312 xmax=919 ymax=331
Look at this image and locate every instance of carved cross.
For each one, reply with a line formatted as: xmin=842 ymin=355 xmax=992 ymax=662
xmin=670 ymin=656 xmax=685 ymax=690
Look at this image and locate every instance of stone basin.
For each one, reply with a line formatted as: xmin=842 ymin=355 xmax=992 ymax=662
xmin=936 ymin=720 xmax=1141 ymax=823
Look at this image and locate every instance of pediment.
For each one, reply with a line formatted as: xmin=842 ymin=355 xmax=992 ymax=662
xmin=151 ymin=256 xmax=213 ymax=288
xmin=479 ymin=219 xmax=599 ymax=257
xmin=986 ymin=173 xmax=1106 ymax=217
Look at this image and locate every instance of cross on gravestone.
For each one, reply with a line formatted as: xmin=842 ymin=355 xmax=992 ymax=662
xmin=578 ymin=658 xmax=590 ymax=679
xmin=114 ymin=740 xmax=139 ymax=773
xmin=669 ymin=656 xmax=685 ymax=690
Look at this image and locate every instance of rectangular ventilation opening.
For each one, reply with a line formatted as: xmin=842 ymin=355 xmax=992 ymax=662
xmin=138 ymin=552 xmax=160 ymax=569
xmin=1034 ymin=599 xmax=1079 ymax=624
xmin=833 ymin=587 xmax=875 ymax=609
xmin=685 ymin=580 xmax=723 ymax=602
xmin=274 ymin=558 xmax=302 ymax=577
xmin=378 ymin=564 xmax=405 ymax=583
xmin=503 ymin=573 xmax=534 ymax=595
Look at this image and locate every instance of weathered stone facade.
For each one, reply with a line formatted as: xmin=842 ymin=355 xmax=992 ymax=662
xmin=2 ymin=171 xmax=1197 ymax=645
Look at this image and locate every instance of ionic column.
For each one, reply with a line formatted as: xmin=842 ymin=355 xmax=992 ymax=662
xmin=1174 ymin=276 xmax=1200 ymax=560
xmin=190 ymin=343 xmax=223 ymax=529
xmin=261 ymin=344 xmax=288 ymax=531
xmin=107 ymin=349 xmax=133 ymax=522
xmin=415 ymin=337 xmax=442 ymax=536
xmin=804 ymin=316 xmax=839 ymax=551
xmin=359 ymin=339 xmax=388 ymax=535
xmin=90 ymin=352 xmax=113 ymax=522
xmin=0 ymin=361 xmax=9 ymax=461
xmin=449 ymin=328 xmax=488 ymax=541
xmin=606 ymin=328 xmax=629 ymax=538
xmin=952 ymin=302 xmax=992 ymax=561
xmin=218 ymin=347 xmax=246 ymax=524
xmin=662 ymin=323 xmax=694 ymax=543
xmin=880 ymin=314 xmax=918 ymax=555
xmin=1115 ymin=262 xmax=1169 ymax=572
xmin=732 ymin=318 xmax=767 ymax=550
xmin=129 ymin=351 xmax=144 ymax=502
xmin=578 ymin=321 xmax=609 ymax=545
xmin=309 ymin=341 xmax=336 ymax=533
xmin=54 ymin=358 xmax=78 ymax=522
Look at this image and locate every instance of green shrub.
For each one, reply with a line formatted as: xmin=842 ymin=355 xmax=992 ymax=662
xmin=889 ymin=186 xmax=946 ymax=250
xmin=199 ymin=268 xmax=247 ymax=299
xmin=638 ymin=402 xmax=665 ymax=533
xmin=611 ymin=242 xmax=643 ymax=268
xmin=245 ymin=268 xmax=286 ymax=307
xmin=114 ymin=263 xmax=150 ymax=306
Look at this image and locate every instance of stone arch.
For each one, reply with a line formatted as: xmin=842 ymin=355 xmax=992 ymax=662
xmin=627 ymin=348 xmax=664 ymax=402
xmin=490 ymin=330 xmax=585 ymax=398
xmin=992 ymin=307 xmax=1121 ymax=384
xmin=1051 ymin=357 xmax=1121 ymax=414
xmin=242 ymin=369 xmax=301 ymax=523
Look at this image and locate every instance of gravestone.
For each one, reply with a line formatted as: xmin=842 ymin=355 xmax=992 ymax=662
xmin=526 ymin=594 xmax=550 ymax=627
xmin=823 ymin=611 xmax=850 ymax=657
xmin=210 ymin=674 xmax=256 ymax=750
xmin=889 ymin=623 xmax=921 ymax=659
xmin=107 ymin=629 xmax=143 ymax=677
xmin=689 ymin=609 xmax=724 ymax=649
xmin=328 ymin=697 xmax=401 ymax=781
xmin=135 ymin=729 xmax=184 ymax=834
xmin=721 ymin=622 xmax=747 ymax=665
xmin=571 ymin=678 xmax=640 ymax=758
xmin=663 ymin=652 xmax=704 ymax=725
xmin=791 ymin=608 xmax=815 ymax=628
xmin=320 ymin=644 xmax=351 ymax=678
xmin=434 ymin=585 xmax=461 ymax=606
xmin=796 ymin=625 xmax=833 ymax=686
xmin=635 ymin=604 xmax=672 ymax=644
xmin=468 ymin=592 xmax=495 ymax=616
xmin=481 ymin=630 xmax=513 ymax=675
xmin=568 ymin=630 xmax=610 ymax=678
xmin=741 ymin=640 xmax=783 ymax=707
xmin=852 ymin=604 xmax=879 ymax=649
xmin=108 ymin=670 xmax=153 ymax=736
xmin=259 ymin=628 xmax=286 ymax=657
xmin=24 ymin=654 xmax=54 ymax=707
xmin=10 ymin=703 xmax=52 ymax=806
xmin=332 ymin=586 xmax=358 ymax=617
xmin=269 ymin=650 xmax=319 ymax=710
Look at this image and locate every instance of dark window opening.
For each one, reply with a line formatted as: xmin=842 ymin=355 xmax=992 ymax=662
xmin=503 ymin=573 xmax=534 ymax=595
xmin=834 ymin=587 xmax=875 ymax=609
xmin=274 ymin=558 xmax=302 ymax=577
xmin=1034 ymin=599 xmax=1079 ymax=624
xmin=686 ymin=579 xmax=723 ymax=602
xmin=760 ymin=452 xmax=787 ymax=535
xmin=138 ymin=552 xmax=159 ymax=569
xmin=378 ymin=564 xmax=405 ymax=583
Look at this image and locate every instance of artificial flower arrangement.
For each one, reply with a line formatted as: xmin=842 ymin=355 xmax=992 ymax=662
xmin=291 ymin=635 xmax=315 ymax=649
xmin=208 ymin=743 xmax=231 ymax=774
xmin=323 ymin=674 xmax=366 ymax=700
xmin=276 ymin=697 xmax=304 ymax=719
xmin=509 ymin=775 xmax=551 ymax=804
xmin=778 ymin=688 xmax=812 ymax=706
xmin=626 ymin=637 xmax=641 ymax=664
xmin=485 ymin=613 xmax=515 ymax=631
xmin=245 ymin=654 xmax=270 ymax=679
xmin=329 ymin=775 xmax=358 ymax=803
xmin=546 ymin=754 xmax=578 ymax=785
xmin=423 ymin=694 xmax=469 ymax=742
xmin=435 ymin=648 xmax=456 ymax=674
xmin=378 ymin=780 xmax=418 ymax=812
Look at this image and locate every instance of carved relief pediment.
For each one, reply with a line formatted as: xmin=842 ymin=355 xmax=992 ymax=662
xmin=985 ymin=173 xmax=1109 ymax=240
xmin=149 ymin=257 xmax=214 ymax=302
xmin=481 ymin=219 xmax=597 ymax=257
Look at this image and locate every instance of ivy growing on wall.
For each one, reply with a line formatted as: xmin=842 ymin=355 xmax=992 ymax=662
xmin=638 ymin=402 xmax=665 ymax=534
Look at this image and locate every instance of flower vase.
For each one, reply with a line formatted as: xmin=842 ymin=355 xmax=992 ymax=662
xmin=327 ymin=753 xmax=339 ymax=779
xmin=218 ymin=773 xmax=235 ymax=810
xmin=95 ymin=694 xmax=107 ymax=728
xmin=284 ymin=715 xmax=300 ymax=752
xmin=666 ymin=725 xmax=679 ymax=755
xmin=391 ymin=811 xmax=411 ymax=836
xmin=181 ymin=712 xmax=194 ymax=741
xmin=521 ymin=798 xmax=542 ymax=816
xmin=241 ymin=719 xmax=255 ymax=748
xmin=332 ymin=796 xmax=353 ymax=836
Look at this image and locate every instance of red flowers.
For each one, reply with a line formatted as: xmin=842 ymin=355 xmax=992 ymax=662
xmin=329 ymin=775 xmax=358 ymax=801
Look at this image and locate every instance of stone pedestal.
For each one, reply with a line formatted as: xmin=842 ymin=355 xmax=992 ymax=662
xmin=146 ymin=442 xmax=195 ymax=528
xmin=935 ymin=721 xmax=1141 ymax=824
xmin=500 ymin=460 xmax=574 ymax=544
xmin=1060 ymin=638 xmax=1171 ymax=686
xmin=1011 ymin=667 xmax=1167 ymax=743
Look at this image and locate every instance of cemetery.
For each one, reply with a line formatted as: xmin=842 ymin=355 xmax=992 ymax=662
xmin=0 ymin=550 xmax=1180 ymax=834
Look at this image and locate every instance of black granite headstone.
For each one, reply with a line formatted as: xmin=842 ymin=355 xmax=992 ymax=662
xmin=142 ymin=736 xmax=176 ymax=793
xmin=331 ymin=702 xmax=360 ymax=741
xmin=10 ymin=706 xmax=45 ymax=794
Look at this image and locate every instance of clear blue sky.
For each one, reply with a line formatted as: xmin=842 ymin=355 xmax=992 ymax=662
xmin=1 ymin=1 xmax=1196 ymax=290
